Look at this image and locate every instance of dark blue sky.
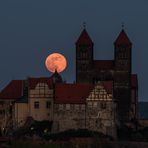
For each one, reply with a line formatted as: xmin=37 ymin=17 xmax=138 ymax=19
xmin=0 ymin=0 xmax=148 ymax=101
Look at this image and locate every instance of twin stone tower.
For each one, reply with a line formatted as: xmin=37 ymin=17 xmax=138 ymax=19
xmin=75 ymin=27 xmax=137 ymax=124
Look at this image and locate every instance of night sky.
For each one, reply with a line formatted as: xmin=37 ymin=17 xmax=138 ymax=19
xmin=0 ymin=0 xmax=148 ymax=101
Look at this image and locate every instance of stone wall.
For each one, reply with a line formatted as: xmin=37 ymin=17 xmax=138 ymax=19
xmin=14 ymin=103 xmax=29 ymax=127
xmin=53 ymin=104 xmax=86 ymax=132
xmin=86 ymin=101 xmax=116 ymax=137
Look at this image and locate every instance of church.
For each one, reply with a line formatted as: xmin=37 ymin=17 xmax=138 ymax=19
xmin=0 ymin=27 xmax=138 ymax=138
xmin=75 ymin=27 xmax=138 ymax=123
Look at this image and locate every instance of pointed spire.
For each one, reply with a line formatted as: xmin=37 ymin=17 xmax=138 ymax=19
xmin=121 ymin=22 xmax=124 ymax=30
xmin=54 ymin=68 xmax=58 ymax=73
xmin=114 ymin=29 xmax=132 ymax=45
xmin=51 ymin=70 xmax=63 ymax=84
xmin=83 ymin=22 xmax=86 ymax=29
xmin=76 ymin=24 xmax=93 ymax=45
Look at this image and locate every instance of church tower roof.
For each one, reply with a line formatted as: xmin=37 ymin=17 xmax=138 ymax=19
xmin=114 ymin=29 xmax=132 ymax=45
xmin=76 ymin=29 xmax=93 ymax=45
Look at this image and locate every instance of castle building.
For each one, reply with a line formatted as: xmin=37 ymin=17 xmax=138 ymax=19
xmin=75 ymin=28 xmax=138 ymax=123
xmin=0 ymin=27 xmax=138 ymax=138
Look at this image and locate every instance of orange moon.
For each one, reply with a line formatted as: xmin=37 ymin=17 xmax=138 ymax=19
xmin=45 ymin=53 xmax=67 ymax=73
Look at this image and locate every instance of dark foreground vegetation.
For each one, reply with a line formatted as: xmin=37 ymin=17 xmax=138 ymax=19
xmin=1 ymin=120 xmax=148 ymax=147
xmin=118 ymin=125 xmax=148 ymax=141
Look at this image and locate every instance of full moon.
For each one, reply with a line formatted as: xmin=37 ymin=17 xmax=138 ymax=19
xmin=45 ymin=53 xmax=67 ymax=73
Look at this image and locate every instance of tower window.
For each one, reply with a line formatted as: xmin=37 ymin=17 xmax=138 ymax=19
xmin=34 ymin=101 xmax=39 ymax=109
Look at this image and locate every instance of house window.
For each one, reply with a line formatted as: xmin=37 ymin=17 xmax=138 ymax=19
xmin=34 ymin=101 xmax=39 ymax=109
xmin=75 ymin=104 xmax=79 ymax=110
xmin=81 ymin=104 xmax=85 ymax=110
xmin=46 ymin=101 xmax=51 ymax=108
xmin=100 ymin=102 xmax=106 ymax=109
xmin=66 ymin=104 xmax=70 ymax=110
xmin=93 ymin=102 xmax=98 ymax=108
xmin=87 ymin=102 xmax=92 ymax=107
xmin=59 ymin=104 xmax=63 ymax=110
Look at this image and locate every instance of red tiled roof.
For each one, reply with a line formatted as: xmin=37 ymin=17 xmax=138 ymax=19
xmin=102 ymin=81 xmax=113 ymax=94
xmin=55 ymin=84 xmax=94 ymax=104
xmin=76 ymin=29 xmax=93 ymax=45
xmin=0 ymin=75 xmax=55 ymax=100
xmin=93 ymin=60 xmax=114 ymax=70
xmin=28 ymin=76 xmax=54 ymax=89
xmin=0 ymin=80 xmax=24 ymax=100
xmin=0 ymin=75 xmax=137 ymax=101
xmin=131 ymin=74 xmax=138 ymax=88
xmin=114 ymin=29 xmax=132 ymax=45
xmin=54 ymin=82 xmax=113 ymax=104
